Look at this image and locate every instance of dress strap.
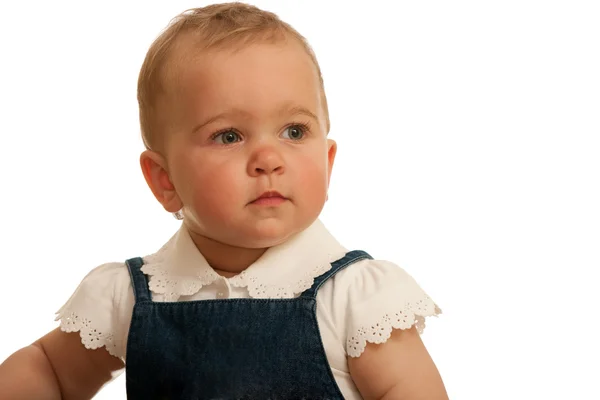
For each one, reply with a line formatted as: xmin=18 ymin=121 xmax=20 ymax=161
xmin=125 ymin=257 xmax=152 ymax=303
xmin=300 ymin=250 xmax=373 ymax=299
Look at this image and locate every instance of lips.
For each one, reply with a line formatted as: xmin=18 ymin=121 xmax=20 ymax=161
xmin=250 ymin=190 xmax=288 ymax=205
xmin=256 ymin=190 xmax=285 ymax=200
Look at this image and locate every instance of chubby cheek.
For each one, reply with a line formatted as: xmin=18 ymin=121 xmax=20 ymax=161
xmin=292 ymin=151 xmax=329 ymax=204
xmin=176 ymin=156 xmax=246 ymax=219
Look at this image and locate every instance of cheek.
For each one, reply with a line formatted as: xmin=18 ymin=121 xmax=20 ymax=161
xmin=292 ymin=151 xmax=329 ymax=196
xmin=185 ymin=157 xmax=246 ymax=212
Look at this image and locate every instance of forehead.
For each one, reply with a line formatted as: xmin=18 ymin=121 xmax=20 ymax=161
xmin=165 ymin=38 xmax=323 ymax=122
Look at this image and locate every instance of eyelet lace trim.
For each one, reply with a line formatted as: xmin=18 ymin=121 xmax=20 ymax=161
xmin=142 ymin=261 xmax=217 ymax=302
xmin=56 ymin=310 xmax=119 ymax=357
xmin=228 ymin=260 xmax=334 ymax=299
xmin=346 ymin=297 xmax=442 ymax=358
xmin=136 ymin=220 xmax=349 ymax=301
xmin=141 ymin=239 xmax=345 ymax=300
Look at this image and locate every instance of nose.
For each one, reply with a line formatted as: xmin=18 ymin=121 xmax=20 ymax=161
xmin=247 ymin=146 xmax=285 ymax=177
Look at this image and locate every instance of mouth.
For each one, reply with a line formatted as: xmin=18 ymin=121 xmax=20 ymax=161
xmin=250 ymin=190 xmax=288 ymax=206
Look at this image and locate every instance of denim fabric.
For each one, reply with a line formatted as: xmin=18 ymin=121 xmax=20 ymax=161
xmin=125 ymin=250 xmax=372 ymax=400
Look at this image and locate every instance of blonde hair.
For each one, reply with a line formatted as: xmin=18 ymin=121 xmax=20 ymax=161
xmin=137 ymin=2 xmax=330 ymax=151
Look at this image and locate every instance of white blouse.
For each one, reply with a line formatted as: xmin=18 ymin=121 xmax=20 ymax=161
xmin=56 ymin=219 xmax=441 ymax=399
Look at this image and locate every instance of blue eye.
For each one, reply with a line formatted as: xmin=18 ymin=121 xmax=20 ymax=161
xmin=281 ymin=125 xmax=307 ymax=140
xmin=213 ymin=130 xmax=241 ymax=144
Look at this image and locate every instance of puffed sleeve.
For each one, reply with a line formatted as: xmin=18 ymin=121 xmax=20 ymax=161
xmin=344 ymin=259 xmax=441 ymax=358
xmin=54 ymin=262 xmax=134 ymax=360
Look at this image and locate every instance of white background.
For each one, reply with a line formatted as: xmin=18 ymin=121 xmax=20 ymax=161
xmin=1 ymin=1 xmax=599 ymax=399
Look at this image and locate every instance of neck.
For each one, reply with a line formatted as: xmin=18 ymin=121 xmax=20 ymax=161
xmin=185 ymin=227 xmax=267 ymax=277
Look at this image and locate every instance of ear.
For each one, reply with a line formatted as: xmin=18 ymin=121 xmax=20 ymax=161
xmin=326 ymin=138 xmax=337 ymax=187
xmin=140 ymin=150 xmax=183 ymax=213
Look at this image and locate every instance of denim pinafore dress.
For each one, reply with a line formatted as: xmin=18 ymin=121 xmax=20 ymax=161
xmin=124 ymin=250 xmax=372 ymax=400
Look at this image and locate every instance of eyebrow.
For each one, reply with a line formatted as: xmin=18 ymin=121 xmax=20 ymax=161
xmin=283 ymin=105 xmax=318 ymax=121
xmin=191 ymin=104 xmax=319 ymax=133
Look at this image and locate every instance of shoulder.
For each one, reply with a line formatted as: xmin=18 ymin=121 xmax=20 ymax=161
xmin=330 ymin=256 xmax=420 ymax=287
xmin=316 ymin=256 xmax=441 ymax=357
xmin=57 ymin=261 xmax=132 ymax=312
xmin=55 ymin=261 xmax=134 ymax=359
xmin=77 ymin=260 xmax=130 ymax=288
xmin=320 ymin=256 xmax=433 ymax=303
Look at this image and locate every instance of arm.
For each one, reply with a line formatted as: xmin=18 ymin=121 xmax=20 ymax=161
xmin=0 ymin=328 xmax=124 ymax=400
xmin=348 ymin=326 xmax=448 ymax=400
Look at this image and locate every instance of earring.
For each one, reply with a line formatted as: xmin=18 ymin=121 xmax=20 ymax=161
xmin=173 ymin=210 xmax=184 ymax=220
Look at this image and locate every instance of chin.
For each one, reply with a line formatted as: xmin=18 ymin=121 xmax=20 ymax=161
xmin=244 ymin=229 xmax=294 ymax=248
xmin=238 ymin=221 xmax=300 ymax=248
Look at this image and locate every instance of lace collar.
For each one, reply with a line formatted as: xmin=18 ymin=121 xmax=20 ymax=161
xmin=141 ymin=219 xmax=348 ymax=301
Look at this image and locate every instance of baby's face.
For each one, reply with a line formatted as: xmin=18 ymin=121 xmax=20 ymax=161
xmin=161 ymin=39 xmax=335 ymax=248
